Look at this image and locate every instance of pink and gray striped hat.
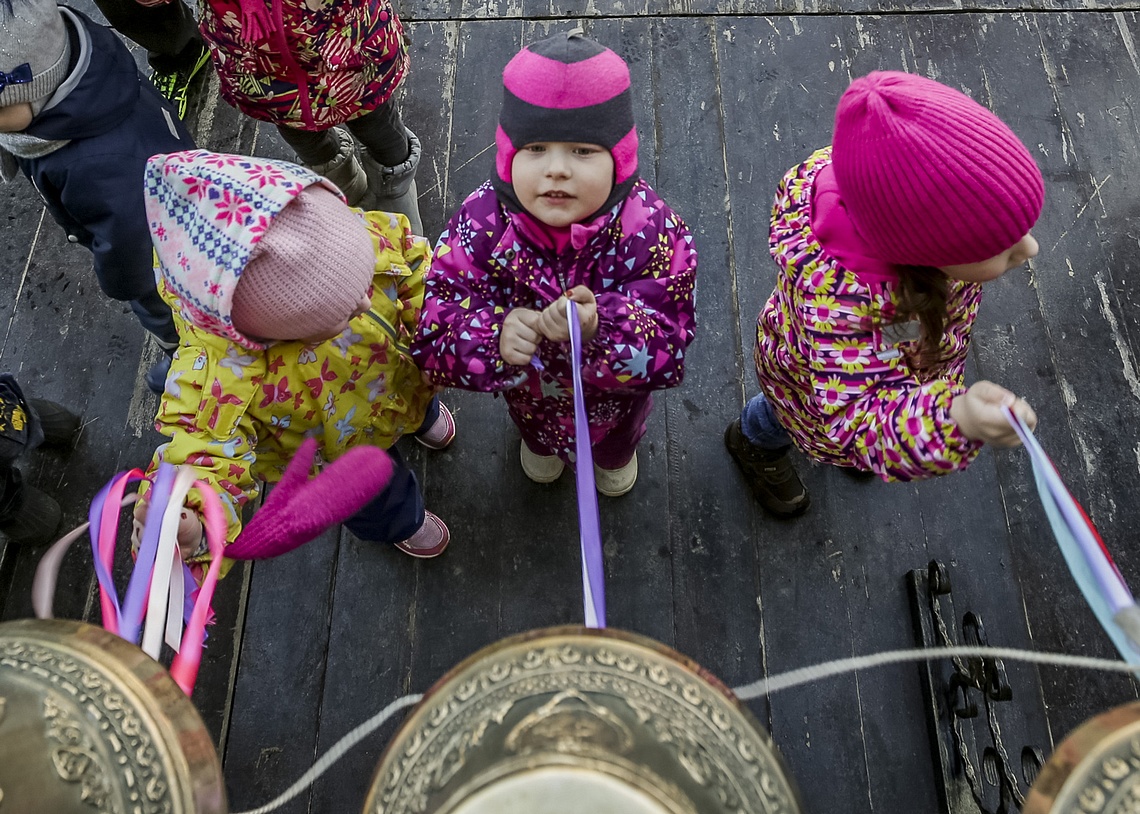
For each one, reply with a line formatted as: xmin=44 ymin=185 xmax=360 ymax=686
xmin=494 ymin=31 xmax=639 ymax=221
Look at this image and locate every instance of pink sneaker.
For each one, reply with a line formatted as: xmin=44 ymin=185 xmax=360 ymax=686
xmin=394 ymin=511 xmax=450 ymax=558
xmin=415 ymin=402 xmax=455 ymax=450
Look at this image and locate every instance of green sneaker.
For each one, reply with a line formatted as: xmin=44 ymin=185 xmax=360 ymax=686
xmin=150 ymin=43 xmax=211 ymax=119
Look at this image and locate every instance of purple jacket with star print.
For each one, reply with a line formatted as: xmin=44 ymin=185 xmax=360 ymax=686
xmin=411 ymin=179 xmax=697 ymax=465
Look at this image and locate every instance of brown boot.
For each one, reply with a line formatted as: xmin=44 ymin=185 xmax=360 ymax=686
xmin=724 ymin=419 xmax=810 ymax=517
xmin=0 ymin=469 xmax=62 ymax=546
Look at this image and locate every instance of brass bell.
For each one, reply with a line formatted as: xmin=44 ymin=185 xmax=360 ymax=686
xmin=0 ymin=618 xmax=227 ymax=814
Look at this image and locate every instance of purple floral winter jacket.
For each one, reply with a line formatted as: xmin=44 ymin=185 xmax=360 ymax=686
xmin=412 ymin=180 xmax=697 ymax=463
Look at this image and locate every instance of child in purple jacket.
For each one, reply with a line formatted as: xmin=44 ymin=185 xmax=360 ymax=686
xmin=412 ymin=32 xmax=697 ymax=497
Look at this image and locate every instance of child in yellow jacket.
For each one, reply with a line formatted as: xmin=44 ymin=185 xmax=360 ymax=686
xmin=134 ymin=150 xmax=454 ymax=575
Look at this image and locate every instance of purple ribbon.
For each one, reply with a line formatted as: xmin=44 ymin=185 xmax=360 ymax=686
xmin=567 ymin=300 xmax=606 ymax=628
xmin=119 ymin=463 xmax=176 ymax=643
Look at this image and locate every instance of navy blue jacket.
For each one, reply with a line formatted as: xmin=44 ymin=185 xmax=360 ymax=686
xmin=17 ymin=7 xmax=194 ymax=301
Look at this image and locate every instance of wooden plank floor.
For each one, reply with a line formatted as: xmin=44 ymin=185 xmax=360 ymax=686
xmin=4 ymin=3 xmax=1140 ymax=811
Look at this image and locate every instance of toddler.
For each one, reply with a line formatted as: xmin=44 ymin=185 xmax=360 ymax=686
xmin=726 ymin=71 xmax=1040 ymax=517
xmin=413 ymin=32 xmax=697 ymax=497
xmin=0 ymin=0 xmax=194 ymax=393
xmin=135 ymin=150 xmax=454 ymax=575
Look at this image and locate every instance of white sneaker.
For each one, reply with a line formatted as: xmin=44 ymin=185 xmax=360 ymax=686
xmin=594 ymin=452 xmax=638 ymax=497
xmin=520 ymin=441 xmax=564 ymax=483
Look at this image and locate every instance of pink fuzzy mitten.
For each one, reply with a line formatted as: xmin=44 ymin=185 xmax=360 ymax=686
xmin=227 ymin=438 xmax=394 ymax=560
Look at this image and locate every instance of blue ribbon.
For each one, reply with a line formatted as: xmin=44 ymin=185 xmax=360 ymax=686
xmin=0 ymin=63 xmax=33 ymax=95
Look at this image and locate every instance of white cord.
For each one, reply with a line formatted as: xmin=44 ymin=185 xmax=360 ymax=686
xmin=231 ymin=692 xmax=422 ymax=814
xmin=733 ymin=645 xmax=1138 ymax=699
xmin=230 ymin=645 xmax=1137 ymax=814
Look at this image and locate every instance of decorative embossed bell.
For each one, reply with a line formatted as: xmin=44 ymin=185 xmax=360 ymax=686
xmin=1024 ymin=701 xmax=1140 ymax=814
xmin=363 ymin=626 xmax=804 ymax=814
xmin=0 ymin=618 xmax=227 ymax=814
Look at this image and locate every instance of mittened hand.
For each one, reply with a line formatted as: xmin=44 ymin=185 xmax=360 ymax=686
xmin=950 ymin=380 xmax=1038 ymax=447
xmin=226 ymin=437 xmax=395 ymax=560
xmin=537 ymin=286 xmax=598 ymax=343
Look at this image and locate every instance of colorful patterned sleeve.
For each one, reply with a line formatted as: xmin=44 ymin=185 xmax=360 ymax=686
xmin=785 ymin=281 xmax=982 ymax=481
xmin=141 ymin=293 xmax=263 ymax=560
xmin=411 ymin=190 xmax=527 ymax=392
xmin=581 ymin=205 xmax=698 ymax=392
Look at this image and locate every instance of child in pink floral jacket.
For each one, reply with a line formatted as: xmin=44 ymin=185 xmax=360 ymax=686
xmin=726 ymin=71 xmax=1042 ymax=518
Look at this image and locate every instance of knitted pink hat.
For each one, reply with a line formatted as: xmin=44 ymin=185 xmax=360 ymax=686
xmin=231 ymin=186 xmax=375 ymax=341
xmin=832 ymin=71 xmax=1044 ymax=267
xmin=494 ymin=31 xmax=638 ymax=220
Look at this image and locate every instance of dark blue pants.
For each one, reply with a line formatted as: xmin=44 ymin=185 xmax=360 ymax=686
xmin=342 ymin=397 xmax=440 ymax=544
xmin=130 ymin=288 xmax=179 ymax=350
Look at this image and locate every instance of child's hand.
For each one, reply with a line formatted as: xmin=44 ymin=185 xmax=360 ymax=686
xmin=501 ymin=308 xmax=544 ymax=365
xmin=132 ymin=500 xmax=205 ymax=560
xmin=949 ymin=381 xmax=1038 ymax=447
xmin=536 ymin=287 xmax=599 ymax=343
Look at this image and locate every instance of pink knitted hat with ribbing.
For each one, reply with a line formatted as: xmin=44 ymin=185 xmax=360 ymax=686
xmin=493 ymin=31 xmax=638 ymax=219
xmin=832 ymin=71 xmax=1044 ymax=267
xmin=231 ymin=186 xmax=375 ymax=341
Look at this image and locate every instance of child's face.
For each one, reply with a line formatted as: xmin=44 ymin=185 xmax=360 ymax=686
xmin=939 ymin=233 xmax=1039 ymax=283
xmin=0 ymin=103 xmax=34 ymax=133
xmin=297 ymin=285 xmax=373 ymax=344
xmin=511 ymin=142 xmax=614 ymax=227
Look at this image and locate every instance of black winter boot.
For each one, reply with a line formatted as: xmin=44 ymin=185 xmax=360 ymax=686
xmin=0 ymin=468 xmax=62 ymax=546
xmin=28 ymin=399 xmax=80 ymax=447
xmin=724 ymin=419 xmax=810 ymax=517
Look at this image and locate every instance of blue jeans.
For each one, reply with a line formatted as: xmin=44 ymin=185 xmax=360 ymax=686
xmin=341 ymin=396 xmax=440 ymax=544
xmin=740 ymin=392 xmax=792 ymax=450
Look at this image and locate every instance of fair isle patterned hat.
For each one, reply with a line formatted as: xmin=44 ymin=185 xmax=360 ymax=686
xmin=144 ymin=150 xmax=344 ymax=350
xmin=494 ymin=30 xmax=638 ymax=220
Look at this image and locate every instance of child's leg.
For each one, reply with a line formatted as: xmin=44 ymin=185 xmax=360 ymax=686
xmin=346 ymin=102 xmax=423 ymax=235
xmin=276 ymin=126 xmax=342 ymax=166
xmin=725 ymin=393 xmax=809 ymax=517
xmin=342 ymin=446 xmax=448 ymax=556
xmin=739 ymin=392 xmax=793 ymax=450
xmin=342 ymin=446 xmax=423 ymax=543
xmin=0 ymin=465 xmax=62 ymax=545
xmin=344 ymin=102 xmax=410 ymax=166
xmin=129 ymin=289 xmax=180 ymax=394
xmin=130 ymin=289 xmax=179 ymax=350
xmin=591 ymin=396 xmax=651 ymax=498
xmin=278 ymin=125 xmax=369 ymax=208
xmin=0 ymin=379 xmax=64 ymax=544
xmin=91 ymin=0 xmax=203 ymax=72
xmin=592 ymin=396 xmax=652 ymax=471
